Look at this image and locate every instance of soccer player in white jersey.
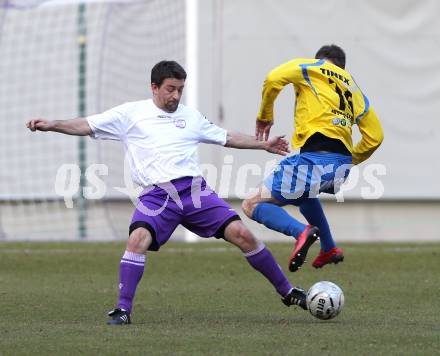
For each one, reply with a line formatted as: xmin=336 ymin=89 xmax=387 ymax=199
xmin=27 ymin=60 xmax=309 ymax=325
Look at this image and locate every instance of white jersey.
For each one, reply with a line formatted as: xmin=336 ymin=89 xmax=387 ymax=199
xmin=86 ymin=99 xmax=227 ymax=187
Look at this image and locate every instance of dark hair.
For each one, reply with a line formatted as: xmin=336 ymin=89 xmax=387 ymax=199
xmin=315 ymin=44 xmax=346 ymax=69
xmin=151 ymin=60 xmax=187 ymax=87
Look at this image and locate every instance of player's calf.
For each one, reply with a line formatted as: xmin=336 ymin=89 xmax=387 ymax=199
xmin=223 ymin=220 xmax=259 ymax=253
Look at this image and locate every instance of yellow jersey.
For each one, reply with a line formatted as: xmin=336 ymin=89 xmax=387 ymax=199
xmin=257 ymin=58 xmax=383 ymax=164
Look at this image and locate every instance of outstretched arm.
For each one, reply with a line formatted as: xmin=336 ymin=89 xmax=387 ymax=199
xmin=225 ymin=131 xmax=290 ymax=156
xmin=26 ymin=118 xmax=92 ymax=136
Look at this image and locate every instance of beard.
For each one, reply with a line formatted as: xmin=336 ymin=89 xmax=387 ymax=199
xmin=165 ymin=100 xmax=179 ymax=112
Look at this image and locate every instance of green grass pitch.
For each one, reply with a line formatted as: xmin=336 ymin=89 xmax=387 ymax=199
xmin=1 ymin=241 xmax=439 ymax=355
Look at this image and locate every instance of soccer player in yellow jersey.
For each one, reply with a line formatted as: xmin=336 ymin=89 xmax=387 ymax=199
xmin=242 ymin=45 xmax=384 ymax=272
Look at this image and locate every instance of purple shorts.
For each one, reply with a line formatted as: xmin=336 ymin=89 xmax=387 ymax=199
xmin=129 ymin=176 xmax=240 ymax=251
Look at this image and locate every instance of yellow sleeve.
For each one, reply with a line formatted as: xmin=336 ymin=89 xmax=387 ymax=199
xmin=352 ymin=106 xmax=384 ymax=165
xmin=257 ymin=59 xmax=304 ymax=122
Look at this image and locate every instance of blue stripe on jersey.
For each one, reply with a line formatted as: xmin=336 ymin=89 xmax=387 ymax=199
xmin=299 ymin=59 xmax=324 ymax=96
xmin=351 ymin=75 xmax=370 ymax=124
xmin=355 ymin=93 xmax=370 ymax=124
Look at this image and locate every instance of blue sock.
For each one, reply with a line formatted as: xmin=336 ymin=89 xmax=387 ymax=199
xmin=299 ymin=198 xmax=335 ymax=252
xmin=252 ymin=202 xmax=306 ymax=239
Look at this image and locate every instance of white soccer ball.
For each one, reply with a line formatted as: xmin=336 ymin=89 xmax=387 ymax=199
xmin=306 ymin=281 xmax=345 ymax=320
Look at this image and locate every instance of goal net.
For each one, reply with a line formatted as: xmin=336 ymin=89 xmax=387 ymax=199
xmin=0 ymin=0 xmax=188 ymax=240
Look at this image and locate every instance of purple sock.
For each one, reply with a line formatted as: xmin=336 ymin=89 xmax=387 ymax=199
xmin=245 ymin=243 xmax=292 ymax=297
xmin=117 ymin=251 xmax=145 ymax=314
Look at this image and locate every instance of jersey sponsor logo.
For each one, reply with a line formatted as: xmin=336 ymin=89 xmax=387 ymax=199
xmin=157 ymin=114 xmax=172 ymax=119
xmin=319 ymin=68 xmax=350 ymax=86
xmin=331 ymin=109 xmax=354 ymax=124
xmin=332 ymin=117 xmax=349 ymax=127
xmin=174 ymin=118 xmax=186 ymax=129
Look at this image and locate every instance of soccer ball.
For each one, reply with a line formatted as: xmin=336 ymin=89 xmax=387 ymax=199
xmin=306 ymin=281 xmax=345 ymax=320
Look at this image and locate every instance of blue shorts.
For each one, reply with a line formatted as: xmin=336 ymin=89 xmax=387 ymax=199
xmin=264 ymin=152 xmax=352 ymax=206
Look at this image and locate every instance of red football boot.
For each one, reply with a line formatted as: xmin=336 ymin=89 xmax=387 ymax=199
xmin=312 ymin=247 xmax=344 ymax=268
xmin=288 ymin=225 xmax=319 ymax=272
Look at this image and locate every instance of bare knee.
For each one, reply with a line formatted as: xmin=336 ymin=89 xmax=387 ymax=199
xmin=127 ymin=227 xmax=152 ymax=254
xmin=241 ymin=198 xmax=257 ymax=219
xmin=242 ymin=186 xmax=273 ymax=219
xmin=224 ymin=221 xmax=259 ymax=253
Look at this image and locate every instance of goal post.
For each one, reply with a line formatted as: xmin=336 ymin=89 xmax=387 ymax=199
xmin=183 ymin=0 xmax=199 ymax=243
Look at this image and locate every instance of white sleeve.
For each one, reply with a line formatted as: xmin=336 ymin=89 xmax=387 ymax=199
xmin=86 ymin=104 xmax=128 ymax=140
xmin=197 ymin=114 xmax=227 ymax=145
